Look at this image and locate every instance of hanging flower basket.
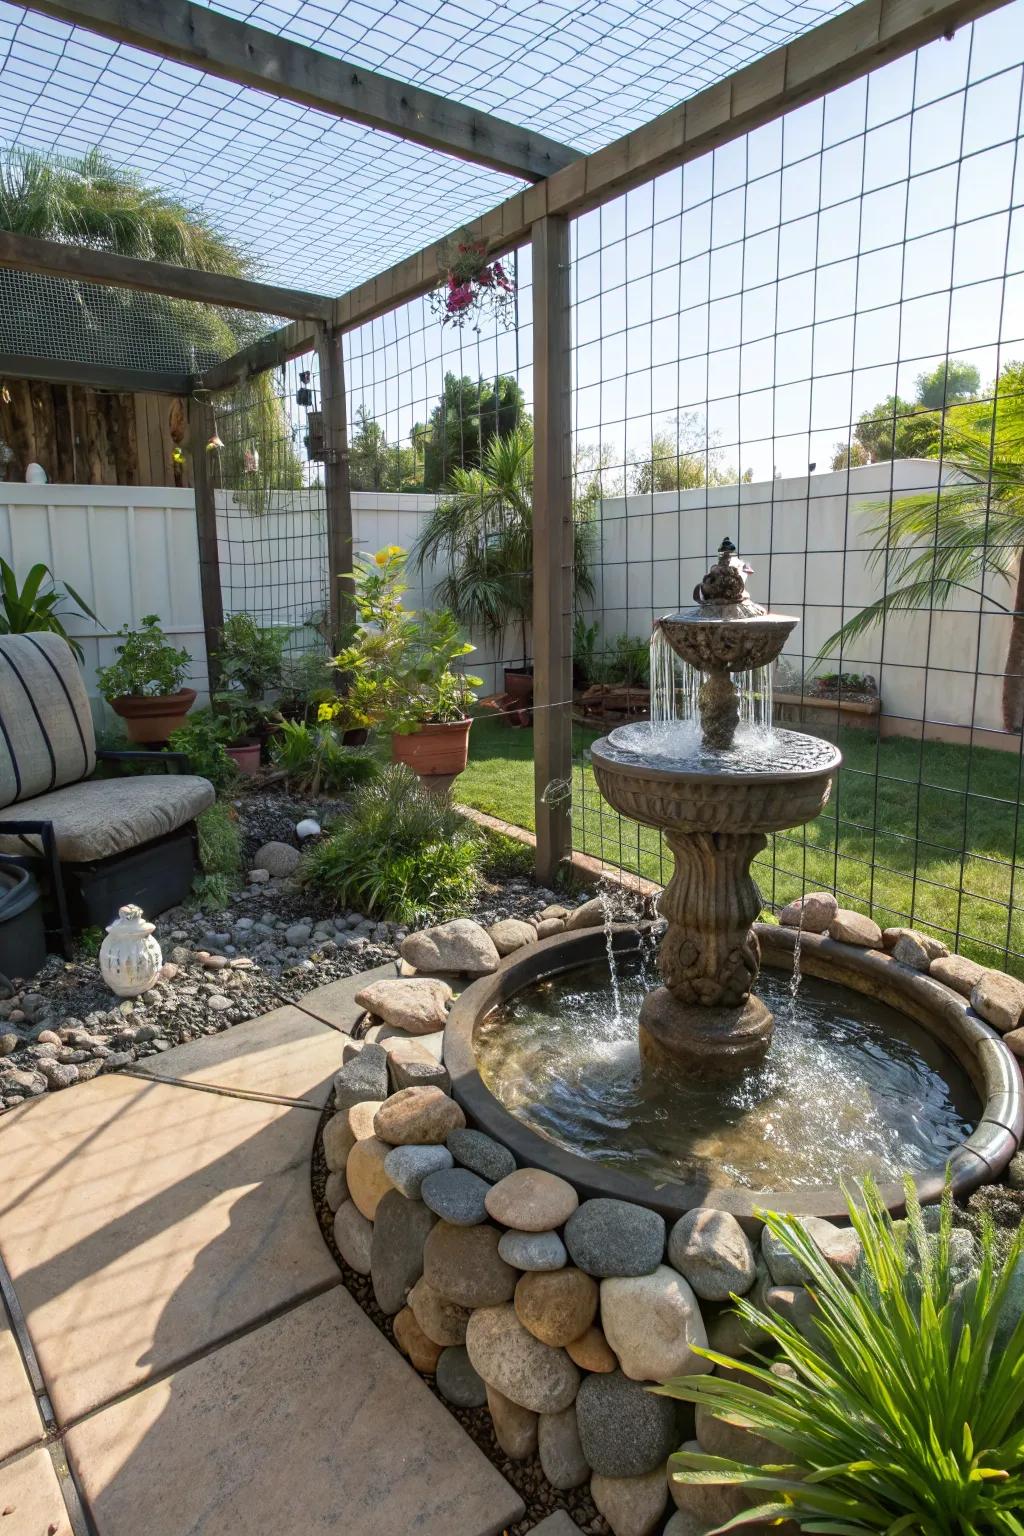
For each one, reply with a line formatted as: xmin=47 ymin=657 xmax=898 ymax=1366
xmin=430 ymin=241 xmax=516 ymax=330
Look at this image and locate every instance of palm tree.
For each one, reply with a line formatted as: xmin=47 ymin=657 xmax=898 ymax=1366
xmin=820 ymin=363 xmax=1024 ymax=731
xmin=0 ymin=147 xmax=302 ymax=496
xmin=412 ymin=423 xmax=595 ymax=669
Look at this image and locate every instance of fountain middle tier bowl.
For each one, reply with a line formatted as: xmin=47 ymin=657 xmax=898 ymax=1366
xmin=591 ymin=723 xmax=842 ymax=835
xmin=658 ymin=608 xmax=797 ymax=672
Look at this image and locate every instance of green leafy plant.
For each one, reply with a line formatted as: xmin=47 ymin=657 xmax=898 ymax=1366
xmin=277 ymin=650 xmax=338 ymax=723
xmin=659 ymin=1180 xmax=1024 ymax=1534
xmin=572 ymin=615 xmax=601 ymax=688
xmin=168 ymin=711 xmax=238 ymax=791
xmin=78 ymin=925 xmax=103 ymax=957
xmin=270 ymin=719 xmax=378 ymax=795
xmin=302 ymin=763 xmax=479 ymax=923
xmin=593 ymin=632 xmax=650 ymax=689
xmin=0 ymin=559 xmax=99 ymax=661
xmin=477 ymin=829 xmax=535 ymax=880
xmin=212 ymin=691 xmax=282 ymax=746
xmin=216 ymin=613 xmax=293 ymax=699
xmin=96 ymin=615 xmax=191 ymax=700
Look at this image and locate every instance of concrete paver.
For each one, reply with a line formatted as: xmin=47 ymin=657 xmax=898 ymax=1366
xmin=0 ymin=1297 xmax=42 ymax=1461
xmin=0 ymin=1447 xmax=69 ymax=1536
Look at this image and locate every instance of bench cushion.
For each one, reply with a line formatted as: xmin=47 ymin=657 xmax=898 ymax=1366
xmin=0 ymin=633 xmax=95 ymax=809
xmin=0 ymin=775 xmax=215 ymax=863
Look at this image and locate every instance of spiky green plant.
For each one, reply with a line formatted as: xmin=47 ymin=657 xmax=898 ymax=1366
xmin=270 ymin=719 xmax=378 ymax=796
xmin=0 ymin=559 xmax=98 ymax=660
xmin=658 ymin=1182 xmax=1024 ymax=1534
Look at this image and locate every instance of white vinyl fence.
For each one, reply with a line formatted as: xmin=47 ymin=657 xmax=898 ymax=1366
xmin=0 ymin=462 xmax=1016 ymax=738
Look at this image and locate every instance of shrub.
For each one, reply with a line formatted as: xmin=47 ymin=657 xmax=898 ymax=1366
xmin=217 ymin=613 xmax=292 ymax=699
xmin=302 ymin=763 xmax=478 ymax=923
xmin=96 ymin=615 xmax=191 ymax=700
xmin=478 ymin=830 xmax=535 ymax=880
xmin=658 ymin=1180 xmax=1024 ymax=1535
xmin=0 ymin=558 xmax=99 ymax=661
xmin=169 ymin=711 xmax=238 ymax=791
xmin=192 ymin=800 xmax=243 ymax=911
xmin=270 ymin=719 xmax=378 ymax=795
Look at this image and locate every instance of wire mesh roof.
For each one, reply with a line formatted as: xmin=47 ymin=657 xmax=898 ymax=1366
xmin=0 ymin=0 xmax=854 ymax=302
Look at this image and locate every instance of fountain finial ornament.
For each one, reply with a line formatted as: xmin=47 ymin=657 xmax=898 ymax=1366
xmin=589 ymin=544 xmax=841 ymax=1076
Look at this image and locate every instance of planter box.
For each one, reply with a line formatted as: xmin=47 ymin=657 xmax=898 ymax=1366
xmin=774 ymin=689 xmax=881 ymax=732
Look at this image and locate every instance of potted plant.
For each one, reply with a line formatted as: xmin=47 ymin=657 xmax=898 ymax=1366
xmin=211 ymin=694 xmax=281 ymax=776
xmin=211 ymin=612 xmax=292 ymax=772
xmin=97 ymin=615 xmax=194 ymax=744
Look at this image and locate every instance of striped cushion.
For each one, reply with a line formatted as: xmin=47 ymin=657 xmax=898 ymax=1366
xmin=0 ymin=633 xmax=95 ymax=810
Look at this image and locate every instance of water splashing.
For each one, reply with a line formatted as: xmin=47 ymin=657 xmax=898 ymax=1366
xmin=789 ymin=899 xmax=806 ymax=1018
xmin=599 ymin=887 xmax=623 ymax=1027
xmin=647 ymin=624 xmax=774 ymax=760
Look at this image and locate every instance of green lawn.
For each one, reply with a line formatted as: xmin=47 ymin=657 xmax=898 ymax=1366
xmin=459 ymin=714 xmax=1024 ymax=978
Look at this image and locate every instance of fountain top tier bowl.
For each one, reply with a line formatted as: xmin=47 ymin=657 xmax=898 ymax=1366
xmin=657 ymin=536 xmax=798 ymax=674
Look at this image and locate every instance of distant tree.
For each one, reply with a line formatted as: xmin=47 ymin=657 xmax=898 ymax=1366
xmin=831 ymin=439 xmax=871 ymax=471
xmin=915 ymin=359 xmax=981 ymax=411
xmin=348 ymin=405 xmax=416 ymax=491
xmin=628 ymin=413 xmax=732 ymax=493
xmin=853 ymin=396 xmax=942 ymax=463
xmin=413 ymin=373 xmax=527 ymax=491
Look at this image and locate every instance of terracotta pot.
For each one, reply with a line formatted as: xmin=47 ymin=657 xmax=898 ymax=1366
xmin=391 ymin=718 xmax=472 ymax=779
xmin=504 ymin=667 xmax=534 ymax=700
xmin=226 ymin=742 xmax=262 ymax=777
xmin=342 ymin=727 xmax=370 ymax=747
xmin=110 ymin=689 xmax=196 ymax=745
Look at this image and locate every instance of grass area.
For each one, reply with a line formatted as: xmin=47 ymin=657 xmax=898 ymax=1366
xmin=458 ymin=714 xmax=1024 ymax=978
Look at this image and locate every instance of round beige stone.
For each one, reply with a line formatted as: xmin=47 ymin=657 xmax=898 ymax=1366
xmin=591 ymin=1468 xmax=668 ymax=1536
xmin=828 ymin=909 xmax=882 ymax=948
xmin=466 ymin=1304 xmax=580 ymax=1413
xmin=971 ymin=969 xmax=1024 ymax=1034
xmin=484 ymin=1168 xmax=579 ymax=1232
xmin=346 ymin=1135 xmax=394 ymax=1221
xmin=373 ymin=1086 xmax=466 ymax=1146
xmin=485 ymin=1384 xmax=538 ymax=1460
xmin=514 ymin=1267 xmax=598 ymax=1347
xmin=567 ymin=1325 xmax=618 ymax=1373
xmin=393 ymin=1305 xmax=443 ymax=1373
xmin=407 ymin=1275 xmax=473 ymax=1346
xmin=601 ymin=1266 xmax=711 ymax=1383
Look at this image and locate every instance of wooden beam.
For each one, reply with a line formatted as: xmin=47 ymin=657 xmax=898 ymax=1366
xmin=188 ymin=396 xmax=224 ymax=693
xmin=314 ymin=323 xmax=354 ymax=648
xmin=0 ymin=230 xmax=333 ymax=321
xmin=333 ymin=0 xmax=1009 ymax=332
xmin=532 ymin=214 xmax=574 ymax=884
xmin=27 ymin=0 xmax=576 ymax=182
xmin=0 ymin=352 xmax=192 ymax=395
xmin=196 ymin=322 xmax=316 ymax=394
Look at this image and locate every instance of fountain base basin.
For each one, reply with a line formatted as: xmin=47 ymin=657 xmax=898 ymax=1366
xmin=638 ymin=984 xmax=773 ymax=1074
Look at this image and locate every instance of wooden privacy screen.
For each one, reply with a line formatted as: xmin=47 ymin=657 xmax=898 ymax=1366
xmin=0 ymin=380 xmax=189 ymax=487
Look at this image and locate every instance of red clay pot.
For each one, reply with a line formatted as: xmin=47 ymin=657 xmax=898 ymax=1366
xmin=504 ymin=667 xmax=534 ymax=701
xmin=110 ymin=689 xmax=196 ymax=745
xmin=226 ymin=742 xmax=262 ymax=777
xmin=391 ymin=719 xmax=472 ymax=780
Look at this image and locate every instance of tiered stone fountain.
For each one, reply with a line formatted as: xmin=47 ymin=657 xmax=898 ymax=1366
xmin=590 ymin=538 xmax=841 ymax=1075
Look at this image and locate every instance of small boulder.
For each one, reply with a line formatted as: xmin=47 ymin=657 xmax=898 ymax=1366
xmin=668 ymin=1439 xmax=750 ymax=1524
xmin=486 ymin=1384 xmax=538 ymax=1460
xmin=1003 ymin=1027 xmax=1024 ymax=1060
xmin=373 ymin=1085 xmax=465 ymax=1145
xmin=407 ymin=1275 xmax=472 ymax=1346
xmin=892 ymin=933 xmax=936 ymax=970
xmin=370 ymin=1189 xmax=437 ymax=1315
xmin=421 ymin=1167 xmax=490 ymax=1226
xmin=766 ymin=1284 xmax=819 ymax=1338
xmin=883 ymin=927 xmax=949 ymax=960
xmin=565 ymin=1199 xmax=665 ymax=1278
xmin=423 ymin=1222 xmax=518 ymax=1308
xmin=333 ymin=1200 xmax=373 ymax=1274
xmin=600 ymin=1266 xmax=711 ymax=1382
xmin=971 ymin=970 xmax=1024 ymax=1035
xmin=828 ymin=909 xmax=882 ymax=947
xmin=499 ymin=1228 xmax=567 ymax=1272
xmin=466 ymin=1303 xmax=580 ymax=1413
xmin=762 ymin=1216 xmax=861 ymax=1284
xmin=485 ymin=1168 xmax=579 ymax=1232
xmin=778 ymin=892 xmax=836 ymax=933
xmin=447 ymin=1127 xmax=516 ymax=1184
xmin=566 ymin=897 xmax=607 ymax=931
xmin=393 ymin=1305 xmax=442 ymax=1373
xmin=400 ymin=919 xmax=500 ymax=975
xmin=566 ymin=1325 xmax=618 ymax=1373
xmin=538 ymin=1405 xmax=590 ymax=1490
xmin=354 ymin=977 xmax=453 ymax=1035
xmin=930 ymin=954 xmax=986 ymax=998
xmin=436 ymin=1345 xmax=487 ymax=1407
xmin=252 ymin=840 xmax=300 ymax=877
xmin=333 ymin=1044 xmax=389 ymax=1109
xmin=575 ymin=1370 xmax=681 ymax=1477
xmin=590 ymin=1469 xmax=667 ymax=1536
xmin=514 ymin=1267 xmax=598 ymax=1347
xmin=667 ymin=1209 xmax=757 ymax=1301
xmin=345 ymin=1135 xmax=394 ymax=1221
xmin=487 ymin=918 xmax=539 ymax=956
xmin=536 ymin=918 xmax=566 ymax=938
xmin=324 ymin=1168 xmax=348 ymax=1211
xmin=388 ymin=1052 xmax=451 ymax=1096
xmin=383 ymin=1143 xmax=453 ymax=1200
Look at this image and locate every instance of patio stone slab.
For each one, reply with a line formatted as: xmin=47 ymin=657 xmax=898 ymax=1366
xmin=0 ymin=1297 xmax=42 ymax=1460
xmin=0 ymin=1447 xmax=69 ymax=1536
xmin=289 ymin=962 xmax=399 ymax=1031
xmin=0 ymin=1073 xmax=338 ymax=1423
xmin=66 ymin=1286 xmax=524 ymax=1536
xmin=131 ymin=1004 xmax=344 ymax=1105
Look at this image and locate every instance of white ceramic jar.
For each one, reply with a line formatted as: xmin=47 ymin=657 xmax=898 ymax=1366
xmin=99 ymin=904 xmax=163 ymax=998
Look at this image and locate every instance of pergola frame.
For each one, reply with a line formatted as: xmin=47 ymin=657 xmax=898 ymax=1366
xmin=0 ymin=0 xmax=1009 ymax=883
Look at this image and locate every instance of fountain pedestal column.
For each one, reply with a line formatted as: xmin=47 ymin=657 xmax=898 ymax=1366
xmin=638 ymin=829 xmax=774 ymax=1075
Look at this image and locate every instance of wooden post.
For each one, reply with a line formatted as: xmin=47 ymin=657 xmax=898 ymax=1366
xmin=189 ymin=396 xmax=224 ymax=694
xmin=532 ymin=214 xmax=574 ymax=884
xmin=315 ymin=323 xmax=354 ymax=648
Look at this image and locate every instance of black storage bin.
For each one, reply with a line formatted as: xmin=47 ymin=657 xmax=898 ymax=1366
xmin=0 ymin=861 xmax=47 ymax=981
xmin=64 ymin=825 xmax=198 ymax=930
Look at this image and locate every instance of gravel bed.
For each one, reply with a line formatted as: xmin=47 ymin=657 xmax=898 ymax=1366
xmin=310 ymin=1099 xmax=609 ymax=1536
xmin=0 ymin=786 xmax=567 ymax=1115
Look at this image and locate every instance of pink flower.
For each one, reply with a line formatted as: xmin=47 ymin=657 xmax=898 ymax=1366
xmin=446 ymin=283 xmax=475 ymax=313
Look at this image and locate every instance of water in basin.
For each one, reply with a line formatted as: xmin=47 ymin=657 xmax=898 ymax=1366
xmin=475 ymin=959 xmax=978 ymax=1190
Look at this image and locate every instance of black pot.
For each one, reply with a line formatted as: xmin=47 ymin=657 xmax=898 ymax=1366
xmin=342 ymin=727 xmax=370 ymax=747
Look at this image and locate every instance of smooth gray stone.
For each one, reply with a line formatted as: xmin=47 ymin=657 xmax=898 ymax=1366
xmin=370 ymin=1190 xmax=438 ymax=1315
xmin=333 ymin=1042 xmax=389 ymax=1110
xmin=383 ymin=1143 xmax=454 ymax=1200
xmin=420 ymin=1167 xmax=490 ymax=1226
xmin=575 ymin=1370 xmax=681 ymax=1477
xmin=564 ymin=1199 xmax=665 ymax=1278
xmin=497 ymin=1228 xmax=567 ymax=1271
xmin=446 ymin=1127 xmax=516 ymax=1183
xmin=435 ymin=1345 xmax=488 ymax=1407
